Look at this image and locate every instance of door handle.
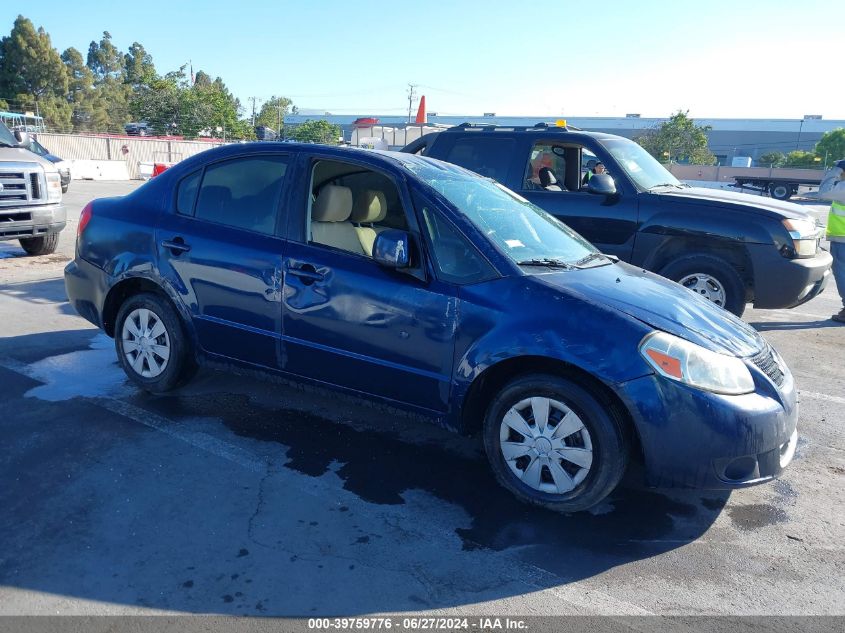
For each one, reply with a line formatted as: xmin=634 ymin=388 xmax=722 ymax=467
xmin=161 ymin=237 xmax=191 ymax=255
xmin=286 ymin=263 xmax=324 ymax=284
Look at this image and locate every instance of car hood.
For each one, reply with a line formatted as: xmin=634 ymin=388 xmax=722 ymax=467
xmin=0 ymin=146 xmax=58 ymax=172
xmin=657 ymin=186 xmax=812 ymax=220
xmin=532 ymin=261 xmax=763 ymax=357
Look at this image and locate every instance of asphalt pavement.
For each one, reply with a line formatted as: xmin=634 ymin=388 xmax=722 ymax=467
xmin=0 ymin=181 xmax=842 ymax=616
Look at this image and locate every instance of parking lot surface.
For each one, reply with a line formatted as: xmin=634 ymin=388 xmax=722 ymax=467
xmin=0 ymin=181 xmax=843 ymax=615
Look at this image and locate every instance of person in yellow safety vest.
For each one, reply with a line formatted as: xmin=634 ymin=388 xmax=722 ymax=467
xmin=818 ymin=159 xmax=845 ymax=322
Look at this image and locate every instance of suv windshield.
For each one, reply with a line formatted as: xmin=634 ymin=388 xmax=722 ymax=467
xmin=0 ymin=121 xmax=16 ymax=147
xmin=601 ymin=138 xmax=681 ymax=190
xmin=403 ymin=159 xmax=598 ymax=266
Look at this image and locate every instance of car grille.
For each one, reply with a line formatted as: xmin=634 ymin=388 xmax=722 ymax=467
xmin=750 ymin=345 xmax=784 ymax=387
xmin=0 ymin=165 xmax=45 ymax=207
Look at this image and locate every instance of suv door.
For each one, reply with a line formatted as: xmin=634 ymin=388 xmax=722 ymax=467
xmin=279 ymin=155 xmax=457 ymax=412
xmin=519 ymin=140 xmax=640 ymax=261
xmin=156 ymin=153 xmax=291 ymax=367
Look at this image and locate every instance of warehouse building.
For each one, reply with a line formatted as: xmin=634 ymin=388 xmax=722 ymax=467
xmin=285 ymin=113 xmax=845 ymax=166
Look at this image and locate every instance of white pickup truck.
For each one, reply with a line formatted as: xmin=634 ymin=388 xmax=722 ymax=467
xmin=0 ymin=120 xmax=66 ymax=255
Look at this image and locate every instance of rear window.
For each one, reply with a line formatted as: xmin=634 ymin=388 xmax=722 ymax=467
xmin=444 ymin=137 xmax=515 ymax=182
xmin=193 ymin=156 xmax=288 ymax=235
xmin=176 ymin=170 xmax=201 ymax=215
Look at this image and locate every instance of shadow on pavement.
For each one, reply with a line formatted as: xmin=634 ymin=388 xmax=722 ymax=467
xmin=0 ymin=329 xmax=735 ymax=615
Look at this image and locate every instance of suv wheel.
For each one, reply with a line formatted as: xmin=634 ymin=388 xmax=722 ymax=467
xmin=115 ymin=293 xmax=197 ymax=392
xmin=19 ymin=233 xmax=59 ymax=256
xmin=659 ymin=253 xmax=746 ymax=317
xmin=483 ymin=374 xmax=629 ymax=513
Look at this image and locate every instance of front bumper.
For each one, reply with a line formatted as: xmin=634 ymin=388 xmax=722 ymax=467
xmin=749 ymin=243 xmax=832 ymax=309
xmin=617 ymin=362 xmax=798 ymax=489
xmin=0 ymin=202 xmax=66 ymax=241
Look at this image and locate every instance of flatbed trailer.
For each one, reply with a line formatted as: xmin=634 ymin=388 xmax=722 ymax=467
xmin=731 ymin=174 xmax=822 ymax=201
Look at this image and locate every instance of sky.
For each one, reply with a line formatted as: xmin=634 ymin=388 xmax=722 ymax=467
xmin=2 ymin=0 xmax=842 ymax=120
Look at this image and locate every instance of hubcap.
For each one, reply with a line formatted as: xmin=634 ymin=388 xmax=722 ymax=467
xmin=678 ymin=273 xmax=726 ymax=306
xmin=121 ymin=308 xmax=171 ymax=378
xmin=499 ymin=397 xmax=593 ymax=495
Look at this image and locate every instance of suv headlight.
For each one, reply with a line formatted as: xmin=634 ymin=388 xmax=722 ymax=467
xmin=639 ymin=331 xmax=754 ymax=395
xmin=782 ymin=218 xmax=819 ymax=258
xmin=45 ymin=172 xmax=62 ymax=203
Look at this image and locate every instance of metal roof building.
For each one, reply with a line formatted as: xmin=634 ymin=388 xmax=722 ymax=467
xmin=285 ymin=113 xmax=845 ymax=166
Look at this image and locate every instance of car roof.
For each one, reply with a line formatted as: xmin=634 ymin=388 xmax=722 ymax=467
xmin=436 ymin=123 xmax=625 ymax=142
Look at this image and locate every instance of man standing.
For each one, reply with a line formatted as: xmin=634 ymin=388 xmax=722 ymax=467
xmin=818 ymin=160 xmax=845 ymax=322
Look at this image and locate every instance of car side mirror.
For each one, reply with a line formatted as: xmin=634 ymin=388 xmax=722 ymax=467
xmin=14 ymin=130 xmax=30 ymax=147
xmin=587 ymin=173 xmax=616 ymax=196
xmin=373 ymin=229 xmax=411 ymax=269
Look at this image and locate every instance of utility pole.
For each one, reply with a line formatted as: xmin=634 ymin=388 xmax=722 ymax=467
xmin=276 ymin=104 xmax=285 ymax=140
xmin=249 ymin=97 xmax=260 ymax=127
xmin=407 ymin=83 xmax=418 ymax=123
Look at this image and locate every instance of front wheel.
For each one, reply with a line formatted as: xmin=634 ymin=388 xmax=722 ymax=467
xmin=115 ymin=293 xmax=197 ymax=392
xmin=19 ymin=233 xmax=59 ymax=256
xmin=483 ymin=374 xmax=629 ymax=513
xmin=659 ymin=253 xmax=746 ymax=317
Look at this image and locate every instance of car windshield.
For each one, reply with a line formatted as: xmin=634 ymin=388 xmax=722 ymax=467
xmin=601 ymin=138 xmax=681 ymax=190
xmin=0 ymin=121 xmax=16 ymax=147
xmin=403 ymin=158 xmax=597 ymax=266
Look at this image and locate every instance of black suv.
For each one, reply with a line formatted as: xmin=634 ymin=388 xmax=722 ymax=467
xmin=403 ymin=123 xmax=831 ymax=317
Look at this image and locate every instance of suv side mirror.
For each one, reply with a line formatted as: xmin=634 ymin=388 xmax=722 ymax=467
xmin=14 ymin=130 xmax=30 ymax=147
xmin=373 ymin=230 xmax=411 ymax=269
xmin=587 ymin=173 xmax=617 ymax=196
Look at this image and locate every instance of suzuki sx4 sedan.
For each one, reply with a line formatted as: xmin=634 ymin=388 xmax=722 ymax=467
xmin=65 ymin=144 xmax=798 ymax=512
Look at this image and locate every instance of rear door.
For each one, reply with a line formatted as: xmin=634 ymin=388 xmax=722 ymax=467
xmin=155 ymin=153 xmax=291 ymax=368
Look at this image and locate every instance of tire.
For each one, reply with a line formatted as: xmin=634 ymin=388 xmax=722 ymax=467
xmin=482 ymin=373 xmax=629 ymax=513
xmin=659 ymin=253 xmax=747 ymax=317
xmin=19 ymin=233 xmax=59 ymax=256
xmin=114 ymin=292 xmax=197 ymax=392
xmin=769 ymin=183 xmax=791 ymax=201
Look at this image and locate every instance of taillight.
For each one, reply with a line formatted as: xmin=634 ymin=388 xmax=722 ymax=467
xmin=78 ymin=202 xmax=93 ymax=237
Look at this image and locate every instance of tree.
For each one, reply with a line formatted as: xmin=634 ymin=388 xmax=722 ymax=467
xmin=758 ymin=151 xmax=786 ymax=167
xmin=784 ymin=150 xmax=820 ymax=168
xmin=87 ymin=31 xmax=124 ymax=82
xmin=290 ymin=119 xmax=342 ymax=144
xmin=0 ymin=15 xmax=68 ymax=99
xmin=636 ymin=110 xmax=716 ymax=165
xmin=124 ymin=42 xmax=155 ymax=87
xmin=814 ymin=128 xmax=845 ymax=165
xmin=255 ymin=95 xmax=293 ymax=135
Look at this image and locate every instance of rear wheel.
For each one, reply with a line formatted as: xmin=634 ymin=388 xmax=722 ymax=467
xmin=115 ymin=293 xmax=196 ymax=392
xmin=483 ymin=374 xmax=629 ymax=513
xmin=19 ymin=233 xmax=59 ymax=256
xmin=769 ymin=183 xmax=792 ymax=201
xmin=659 ymin=253 xmax=746 ymax=317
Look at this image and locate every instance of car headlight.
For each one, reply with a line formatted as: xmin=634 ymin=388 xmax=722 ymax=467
xmin=639 ymin=331 xmax=754 ymax=395
xmin=45 ymin=172 xmax=62 ymax=203
xmin=782 ymin=218 xmax=820 ymax=258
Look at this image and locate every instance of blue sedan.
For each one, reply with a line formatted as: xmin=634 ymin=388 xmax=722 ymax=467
xmin=64 ymin=143 xmax=798 ymax=512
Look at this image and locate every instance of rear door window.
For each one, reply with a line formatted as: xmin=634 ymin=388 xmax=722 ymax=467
xmin=176 ymin=170 xmax=202 ymax=216
xmin=193 ymin=156 xmax=289 ymax=235
xmin=444 ymin=137 xmax=515 ymax=182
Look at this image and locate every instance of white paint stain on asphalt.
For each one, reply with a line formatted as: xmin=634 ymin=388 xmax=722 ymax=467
xmin=23 ymin=333 xmax=133 ymax=402
xmin=799 ymin=390 xmax=845 ymax=405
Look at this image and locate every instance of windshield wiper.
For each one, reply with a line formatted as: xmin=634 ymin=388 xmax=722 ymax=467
xmin=517 ymin=258 xmax=574 ymax=270
xmin=648 ymin=183 xmax=683 ymax=190
xmin=573 ymin=252 xmax=612 ymax=267
xmin=0 ymin=141 xmax=15 ymax=148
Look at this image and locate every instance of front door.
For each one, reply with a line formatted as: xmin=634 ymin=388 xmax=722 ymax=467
xmin=279 ymin=155 xmax=456 ymax=412
xmin=156 ymin=154 xmax=291 ymax=368
xmin=520 ymin=141 xmax=640 ymax=261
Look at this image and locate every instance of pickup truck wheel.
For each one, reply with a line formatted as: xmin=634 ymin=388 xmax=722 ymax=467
xmin=19 ymin=233 xmax=59 ymax=256
xmin=115 ymin=293 xmax=197 ymax=392
xmin=483 ymin=374 xmax=628 ymax=513
xmin=769 ymin=183 xmax=792 ymax=200
xmin=659 ymin=254 xmax=746 ymax=317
